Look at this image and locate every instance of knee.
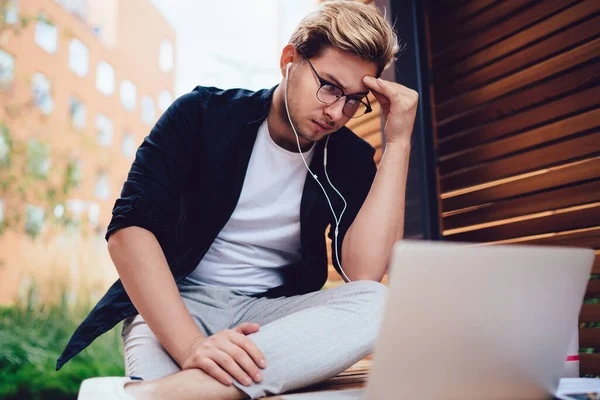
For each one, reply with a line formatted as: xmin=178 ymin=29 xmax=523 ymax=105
xmin=348 ymin=280 xmax=387 ymax=307
xmin=342 ymin=280 xmax=388 ymax=353
xmin=347 ymin=280 xmax=387 ymax=324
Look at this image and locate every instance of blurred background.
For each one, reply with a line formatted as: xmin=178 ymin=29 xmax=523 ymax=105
xmin=0 ymin=0 xmax=321 ymax=307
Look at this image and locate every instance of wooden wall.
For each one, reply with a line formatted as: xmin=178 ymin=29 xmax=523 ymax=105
xmin=425 ymin=0 xmax=600 ymax=375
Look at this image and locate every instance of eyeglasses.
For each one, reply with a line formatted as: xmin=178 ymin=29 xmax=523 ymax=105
xmin=303 ymin=57 xmax=372 ymax=119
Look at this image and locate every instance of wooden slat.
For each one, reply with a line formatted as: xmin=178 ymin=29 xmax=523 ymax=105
xmin=435 ymin=38 xmax=600 ymax=123
xmin=429 ymin=0 xmax=498 ymax=35
xmin=444 ymin=180 xmax=600 ymax=230
xmin=580 ymin=354 xmax=600 ymax=376
xmin=363 ymin=130 xmax=382 ymax=149
xmin=515 ymin=227 xmax=600 ymax=249
xmin=438 ymin=68 xmax=600 ymax=143
xmin=328 ymin=265 xmax=341 ymax=281
xmin=586 ymin=279 xmax=600 ymax=298
xmin=373 ymin=146 xmax=383 ymax=164
xmin=579 ymin=328 xmax=600 ymax=348
xmin=431 ymin=0 xmax=580 ymax=67
xmin=427 ymin=0 xmax=473 ymax=23
xmin=346 ymin=99 xmax=380 ymax=131
xmin=442 ymin=157 xmax=600 ymax=211
xmin=430 ymin=0 xmax=539 ymax=56
xmin=440 ymin=133 xmax=600 ymax=192
xmin=581 ymin=304 xmax=600 ymax=323
xmin=438 ymin=84 xmax=600 ymax=155
xmin=439 ymin=107 xmax=600 ymax=175
xmin=595 ymin=254 xmax=600 ymax=275
xmin=433 ymin=1 xmax=600 ymax=88
xmin=445 ymin=203 xmax=600 ymax=242
xmin=438 ymin=13 xmax=600 ymax=102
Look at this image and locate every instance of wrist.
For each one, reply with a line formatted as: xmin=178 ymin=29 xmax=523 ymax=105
xmin=384 ymin=137 xmax=411 ymax=152
xmin=171 ymin=328 xmax=206 ymax=366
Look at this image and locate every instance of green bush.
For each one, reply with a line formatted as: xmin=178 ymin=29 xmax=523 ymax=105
xmin=0 ymin=290 xmax=124 ymax=400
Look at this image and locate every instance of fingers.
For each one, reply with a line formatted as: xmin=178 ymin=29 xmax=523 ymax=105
xmin=194 ymin=355 xmax=235 ymax=386
xmin=235 ymin=322 xmax=260 ymax=335
xmin=230 ymin=329 xmax=267 ymax=369
xmin=221 ymin=340 xmax=263 ymax=384
xmin=363 ymin=75 xmax=391 ymax=98
xmin=180 ymin=326 xmax=267 ymax=388
xmin=363 ymin=76 xmax=418 ymax=103
xmin=210 ymin=346 xmax=257 ymax=387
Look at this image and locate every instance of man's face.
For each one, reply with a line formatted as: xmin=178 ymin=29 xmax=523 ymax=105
xmin=285 ymin=47 xmax=378 ymax=143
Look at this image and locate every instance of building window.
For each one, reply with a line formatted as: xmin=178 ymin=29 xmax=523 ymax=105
xmin=0 ymin=49 xmax=14 ymax=89
xmin=4 ymin=0 xmax=18 ymax=25
xmin=121 ymin=133 xmax=137 ymax=158
xmin=0 ymin=129 xmax=9 ymax=166
xmin=95 ymin=113 xmax=113 ymax=147
xmin=95 ymin=172 xmax=110 ymax=200
xmin=120 ymin=80 xmax=136 ymax=111
xmin=65 ymin=158 xmax=82 ymax=190
xmin=35 ymin=14 xmax=57 ymax=54
xmin=68 ymin=38 xmax=88 ymax=77
xmin=26 ymin=139 xmax=50 ymax=179
xmin=88 ymin=202 xmax=100 ymax=228
xmin=66 ymin=199 xmax=85 ymax=223
xmin=53 ymin=203 xmax=65 ymax=219
xmin=157 ymin=90 xmax=173 ymax=112
xmin=31 ymin=72 xmax=53 ymax=115
xmin=96 ymin=61 xmax=114 ymax=96
xmin=159 ymin=39 xmax=173 ymax=72
xmin=25 ymin=205 xmax=45 ymax=238
xmin=141 ymin=95 xmax=155 ymax=125
xmin=69 ymin=96 xmax=86 ymax=130
xmin=55 ymin=0 xmax=88 ymax=20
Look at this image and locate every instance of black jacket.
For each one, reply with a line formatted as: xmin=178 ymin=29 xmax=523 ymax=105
xmin=56 ymin=85 xmax=377 ymax=370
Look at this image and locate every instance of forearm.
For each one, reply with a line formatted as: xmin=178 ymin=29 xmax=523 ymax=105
xmin=108 ymin=226 xmax=204 ymax=365
xmin=341 ymin=139 xmax=411 ymax=281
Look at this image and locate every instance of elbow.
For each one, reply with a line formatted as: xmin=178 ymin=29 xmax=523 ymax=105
xmin=343 ymin=257 xmax=388 ymax=283
xmin=107 ymin=229 xmax=125 ymax=254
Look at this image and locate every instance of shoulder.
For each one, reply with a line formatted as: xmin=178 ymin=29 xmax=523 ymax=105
xmin=178 ymin=86 xmax=269 ymax=111
xmin=171 ymin=86 xmax=273 ymax=125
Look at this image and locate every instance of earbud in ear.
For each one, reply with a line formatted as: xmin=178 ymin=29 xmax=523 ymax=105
xmin=285 ymin=62 xmax=292 ymax=82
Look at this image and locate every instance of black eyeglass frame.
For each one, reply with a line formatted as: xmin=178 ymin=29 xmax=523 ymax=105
xmin=302 ymin=56 xmax=373 ymax=119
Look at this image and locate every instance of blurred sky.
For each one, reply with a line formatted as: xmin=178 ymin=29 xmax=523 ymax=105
xmin=148 ymin=0 xmax=318 ymax=96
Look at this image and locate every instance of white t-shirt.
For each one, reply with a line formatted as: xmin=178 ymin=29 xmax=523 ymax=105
xmin=185 ymin=119 xmax=315 ymax=294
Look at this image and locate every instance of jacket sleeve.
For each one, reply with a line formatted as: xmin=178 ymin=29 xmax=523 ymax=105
xmin=327 ymin=150 xmax=377 ymax=275
xmin=104 ymin=90 xmax=206 ymax=248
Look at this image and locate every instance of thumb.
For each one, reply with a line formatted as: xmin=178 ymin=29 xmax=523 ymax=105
xmin=235 ymin=322 xmax=260 ymax=335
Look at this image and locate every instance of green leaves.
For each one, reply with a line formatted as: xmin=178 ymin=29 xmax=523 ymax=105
xmin=0 ymin=294 xmax=125 ymax=399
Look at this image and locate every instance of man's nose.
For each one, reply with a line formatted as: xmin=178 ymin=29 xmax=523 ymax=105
xmin=324 ymin=98 xmax=346 ymax=123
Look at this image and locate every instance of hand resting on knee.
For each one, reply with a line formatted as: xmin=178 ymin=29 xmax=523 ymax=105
xmin=180 ymin=322 xmax=267 ymax=387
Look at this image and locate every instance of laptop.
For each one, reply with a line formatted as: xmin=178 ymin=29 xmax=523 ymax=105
xmin=280 ymin=240 xmax=595 ymax=400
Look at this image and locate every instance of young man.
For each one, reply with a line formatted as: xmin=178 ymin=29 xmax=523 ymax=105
xmin=66 ymin=1 xmax=418 ymax=398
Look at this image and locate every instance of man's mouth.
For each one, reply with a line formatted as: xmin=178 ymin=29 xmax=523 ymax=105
xmin=313 ymin=120 xmax=331 ymax=132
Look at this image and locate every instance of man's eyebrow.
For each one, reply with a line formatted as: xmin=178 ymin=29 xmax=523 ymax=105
xmin=323 ymin=72 xmax=369 ymax=97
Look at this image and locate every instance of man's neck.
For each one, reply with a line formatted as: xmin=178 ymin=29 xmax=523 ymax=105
xmin=267 ymin=85 xmax=314 ymax=153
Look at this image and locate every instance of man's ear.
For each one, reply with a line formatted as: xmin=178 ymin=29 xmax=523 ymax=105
xmin=280 ymin=44 xmax=297 ymax=77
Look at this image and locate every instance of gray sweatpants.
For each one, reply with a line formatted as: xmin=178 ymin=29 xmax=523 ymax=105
xmin=121 ymin=280 xmax=387 ymax=399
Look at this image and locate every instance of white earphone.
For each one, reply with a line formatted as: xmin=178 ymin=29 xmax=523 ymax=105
xmin=284 ymin=62 xmax=351 ymax=283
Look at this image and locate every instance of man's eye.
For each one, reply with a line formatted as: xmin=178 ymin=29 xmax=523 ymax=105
xmin=323 ymin=84 xmax=342 ymax=97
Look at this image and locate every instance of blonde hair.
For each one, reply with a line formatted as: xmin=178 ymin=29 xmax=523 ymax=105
xmin=289 ymin=0 xmax=401 ymax=77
